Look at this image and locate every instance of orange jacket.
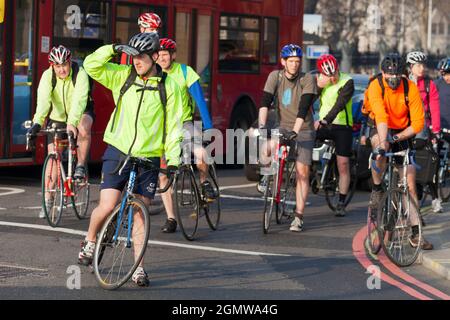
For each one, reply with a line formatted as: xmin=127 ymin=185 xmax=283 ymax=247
xmin=367 ymin=77 xmax=424 ymax=134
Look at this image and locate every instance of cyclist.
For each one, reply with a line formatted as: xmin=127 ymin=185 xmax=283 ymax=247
xmin=314 ymin=54 xmax=355 ymax=217
xmin=120 ymin=12 xmax=162 ymax=64
xmin=27 ymin=45 xmax=94 ymax=218
xmin=77 ymin=32 xmax=183 ymax=286
xmin=257 ymin=44 xmax=319 ymax=232
xmin=367 ymin=53 xmax=433 ymax=250
xmin=406 ymin=51 xmax=442 ymax=213
xmin=157 ymin=38 xmax=215 ymax=233
xmin=436 ymin=58 xmax=450 ymax=134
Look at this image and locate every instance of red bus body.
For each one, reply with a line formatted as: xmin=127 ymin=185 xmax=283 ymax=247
xmin=0 ymin=0 xmax=303 ymax=166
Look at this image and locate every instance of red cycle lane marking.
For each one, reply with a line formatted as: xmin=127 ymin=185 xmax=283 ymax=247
xmin=378 ymin=250 xmax=450 ymax=300
xmin=352 ymin=226 xmax=432 ymax=300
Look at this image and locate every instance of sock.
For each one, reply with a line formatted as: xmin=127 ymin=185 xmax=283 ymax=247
xmin=339 ymin=193 xmax=347 ymax=203
xmin=373 ymin=183 xmax=383 ymax=192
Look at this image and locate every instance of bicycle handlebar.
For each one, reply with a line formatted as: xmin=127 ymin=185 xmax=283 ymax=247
xmin=370 ymin=149 xmax=420 ymax=174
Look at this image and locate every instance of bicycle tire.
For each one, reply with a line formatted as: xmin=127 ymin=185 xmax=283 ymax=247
xmin=439 ymin=164 xmax=450 ymax=202
xmin=367 ymin=206 xmax=381 ymax=255
xmin=204 ymin=163 xmax=221 ymax=231
xmin=278 ymin=164 xmax=296 ymax=224
xmin=42 ymin=154 xmax=64 ymax=227
xmin=378 ymin=188 xmax=422 ymax=267
xmin=262 ymin=175 xmax=277 ymax=234
xmin=174 ymin=166 xmax=201 ymax=241
xmin=72 ymin=163 xmax=90 ymax=219
xmin=93 ymin=197 xmax=150 ymax=290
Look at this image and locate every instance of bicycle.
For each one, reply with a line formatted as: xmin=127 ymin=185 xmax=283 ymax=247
xmin=369 ymin=146 xmax=423 ymax=266
xmin=258 ymin=130 xmax=297 ymax=234
xmin=173 ymin=139 xmax=221 ymax=241
xmin=93 ymin=155 xmax=175 ymax=290
xmin=311 ymin=138 xmax=358 ymax=213
xmin=25 ymin=121 xmax=90 ymax=227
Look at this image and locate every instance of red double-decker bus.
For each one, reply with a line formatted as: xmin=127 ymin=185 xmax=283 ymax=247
xmin=0 ymin=0 xmax=303 ymax=167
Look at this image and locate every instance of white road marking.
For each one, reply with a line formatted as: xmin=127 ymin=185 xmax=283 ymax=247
xmin=0 ymin=208 xmax=6 ymax=211
xmin=219 ymin=183 xmax=256 ymax=191
xmin=19 ymin=206 xmax=43 ymax=210
xmin=0 ymin=187 xmax=25 ymax=197
xmin=220 ymin=194 xmax=265 ymax=202
xmin=0 ymin=221 xmax=291 ymax=257
xmin=0 ymin=263 xmax=48 ymax=272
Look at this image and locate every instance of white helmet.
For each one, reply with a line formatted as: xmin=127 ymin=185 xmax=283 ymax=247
xmin=406 ymin=51 xmax=427 ymax=65
xmin=48 ymin=45 xmax=71 ymax=65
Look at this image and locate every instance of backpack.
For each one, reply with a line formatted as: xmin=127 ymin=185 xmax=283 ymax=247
xmin=116 ymin=67 xmax=168 ymax=144
xmin=180 ymin=63 xmax=195 ymax=117
xmin=51 ymin=61 xmax=95 ymax=111
xmin=361 ymin=73 xmax=409 ymax=126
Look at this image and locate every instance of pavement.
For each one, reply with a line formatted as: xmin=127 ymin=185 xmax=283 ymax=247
xmin=419 ymin=202 xmax=450 ymax=280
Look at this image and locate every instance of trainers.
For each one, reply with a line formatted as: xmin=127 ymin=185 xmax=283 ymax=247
xmin=289 ymin=215 xmax=304 ymax=232
xmin=78 ymin=240 xmax=95 ymax=266
xmin=257 ymin=176 xmax=268 ymax=194
xmin=432 ymin=198 xmax=443 ymax=213
xmin=73 ymin=165 xmax=86 ymax=180
xmin=335 ymin=201 xmax=346 ymax=217
xmin=409 ymin=234 xmax=434 ymax=250
xmin=132 ymin=266 xmax=150 ymax=287
xmin=39 ymin=199 xmax=53 ymax=219
xmin=369 ymin=190 xmax=384 ymax=211
xmin=201 ymin=180 xmax=218 ymax=199
xmin=161 ymin=218 xmax=177 ymax=233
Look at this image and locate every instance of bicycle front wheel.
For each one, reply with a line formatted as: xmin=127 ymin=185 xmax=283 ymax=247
xmin=279 ymin=164 xmax=296 ymax=224
xmin=42 ymin=154 xmax=64 ymax=227
xmin=378 ymin=188 xmax=422 ymax=267
xmin=204 ymin=163 xmax=221 ymax=231
xmin=263 ymin=174 xmax=278 ymax=234
xmin=367 ymin=206 xmax=381 ymax=255
xmin=72 ymin=165 xmax=90 ymax=219
xmin=439 ymin=164 xmax=450 ymax=202
xmin=94 ymin=197 xmax=150 ymax=290
xmin=174 ymin=166 xmax=201 ymax=241
xmin=324 ymin=157 xmax=357 ymax=212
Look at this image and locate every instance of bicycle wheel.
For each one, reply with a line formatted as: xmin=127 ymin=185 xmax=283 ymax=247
xmin=439 ymin=164 xmax=450 ymax=202
xmin=262 ymin=174 xmax=278 ymax=234
xmin=378 ymin=188 xmax=422 ymax=267
xmin=367 ymin=206 xmax=381 ymax=255
xmin=42 ymin=154 xmax=64 ymax=227
xmin=72 ymin=164 xmax=90 ymax=219
xmin=324 ymin=156 xmax=358 ymax=212
xmin=174 ymin=166 xmax=201 ymax=241
xmin=93 ymin=197 xmax=150 ymax=290
xmin=278 ymin=164 xmax=296 ymax=224
xmin=204 ymin=163 xmax=221 ymax=231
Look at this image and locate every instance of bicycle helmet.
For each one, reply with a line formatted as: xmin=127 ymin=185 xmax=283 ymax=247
xmin=48 ymin=45 xmax=71 ymax=65
xmin=381 ymin=53 xmax=405 ymax=75
xmin=159 ymin=38 xmax=177 ymax=52
xmin=317 ymin=54 xmax=338 ymax=76
xmin=406 ymin=51 xmax=427 ymax=65
xmin=128 ymin=32 xmax=160 ymax=54
xmin=137 ymin=12 xmax=162 ymax=30
xmin=438 ymin=57 xmax=450 ymax=73
xmin=280 ymin=44 xmax=303 ymax=59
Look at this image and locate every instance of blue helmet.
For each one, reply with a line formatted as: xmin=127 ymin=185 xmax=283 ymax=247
xmin=280 ymin=44 xmax=303 ymax=59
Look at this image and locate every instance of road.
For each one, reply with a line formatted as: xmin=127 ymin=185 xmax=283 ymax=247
xmin=0 ymin=166 xmax=449 ymax=301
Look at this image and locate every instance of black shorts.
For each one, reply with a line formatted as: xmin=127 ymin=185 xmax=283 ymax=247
xmin=316 ymin=124 xmax=353 ymax=157
xmin=46 ymin=119 xmax=67 ymax=145
xmin=83 ymin=102 xmax=96 ymax=122
xmin=369 ymin=127 xmax=412 ymax=165
xmin=100 ymin=145 xmax=160 ymax=200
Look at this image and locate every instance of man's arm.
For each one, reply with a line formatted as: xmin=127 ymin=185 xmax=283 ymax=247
xmin=293 ymin=93 xmax=316 ymax=133
xmin=164 ymin=81 xmax=184 ymax=167
xmin=322 ymin=80 xmax=354 ymax=124
xmin=398 ymin=82 xmax=424 ymax=140
xmin=67 ymin=68 xmax=90 ymax=128
xmin=32 ymin=69 xmax=53 ymax=126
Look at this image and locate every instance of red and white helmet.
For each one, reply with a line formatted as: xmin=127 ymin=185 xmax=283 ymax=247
xmin=160 ymin=38 xmax=176 ymax=52
xmin=138 ymin=12 xmax=162 ymax=30
xmin=317 ymin=54 xmax=338 ymax=76
xmin=48 ymin=45 xmax=71 ymax=65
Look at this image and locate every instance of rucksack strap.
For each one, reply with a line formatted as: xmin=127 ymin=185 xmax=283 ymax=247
xmin=158 ymin=72 xmax=168 ymax=145
xmin=376 ymin=74 xmax=385 ymax=99
xmin=181 ymin=64 xmax=187 ymax=81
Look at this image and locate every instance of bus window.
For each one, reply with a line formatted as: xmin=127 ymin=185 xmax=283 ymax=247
xmin=219 ymin=15 xmax=260 ymax=73
xmin=13 ymin=0 xmax=33 ymax=145
xmin=175 ymin=11 xmax=191 ymax=65
xmin=263 ymin=18 xmax=278 ymax=64
xmin=196 ymin=14 xmax=212 ymax=108
xmin=53 ymin=0 xmax=111 ymax=62
xmin=115 ymin=4 xmax=167 ymax=44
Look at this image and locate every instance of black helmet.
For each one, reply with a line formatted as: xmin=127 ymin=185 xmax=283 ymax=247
xmin=128 ymin=32 xmax=160 ymax=54
xmin=381 ymin=53 xmax=405 ymax=75
xmin=438 ymin=57 xmax=450 ymax=73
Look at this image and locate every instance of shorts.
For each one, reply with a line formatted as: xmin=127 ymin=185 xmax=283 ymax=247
xmin=278 ymin=127 xmax=315 ymax=166
xmin=369 ymin=127 xmax=412 ymax=165
xmin=100 ymin=145 xmax=160 ymax=199
xmin=83 ymin=103 xmax=96 ymax=122
xmin=316 ymin=124 xmax=353 ymax=157
xmin=46 ymin=119 xmax=67 ymax=145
